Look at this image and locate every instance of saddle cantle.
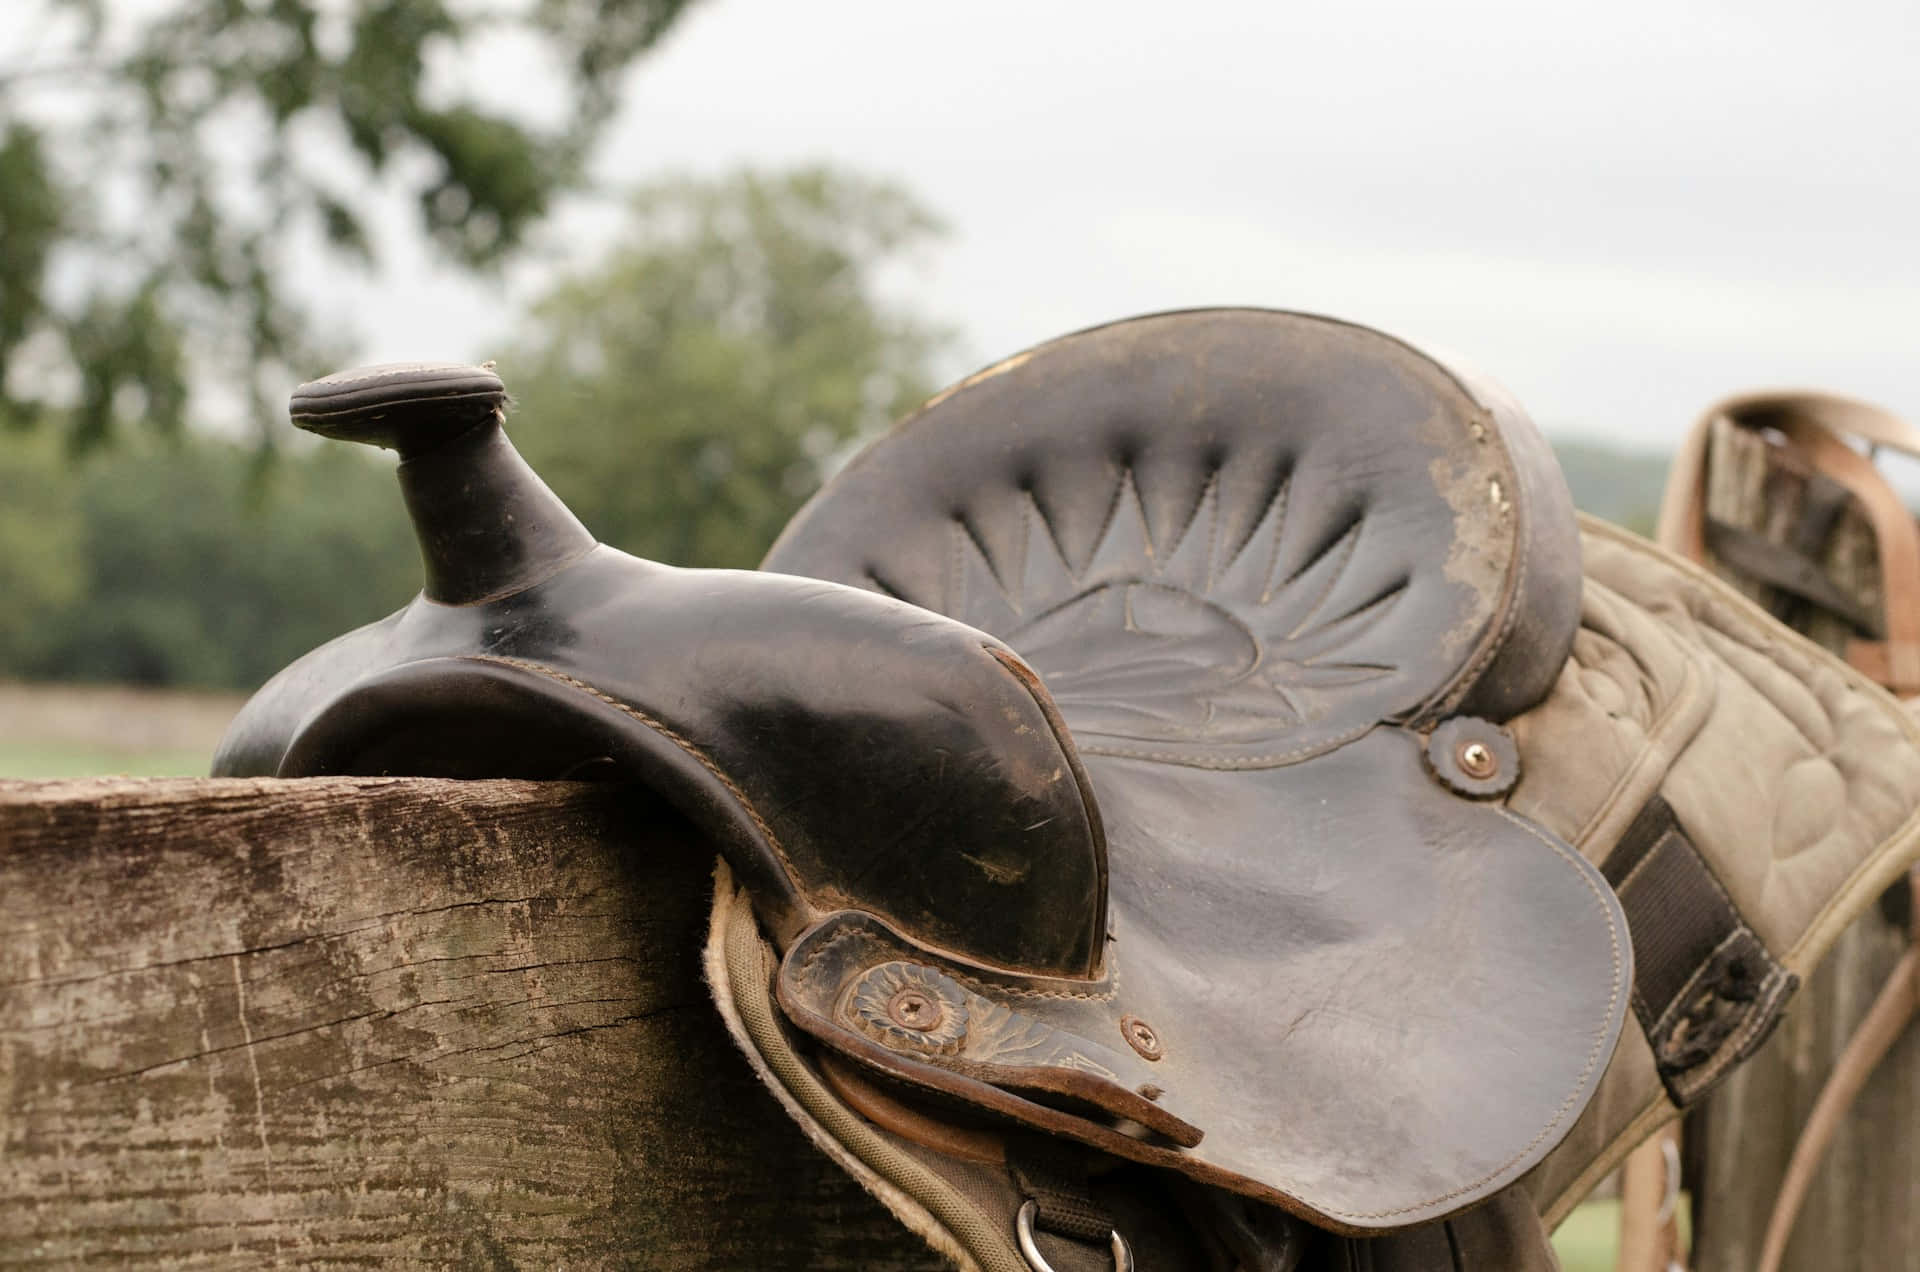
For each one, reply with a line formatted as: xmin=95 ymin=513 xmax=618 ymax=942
xmin=214 ymin=308 xmax=1920 ymax=1269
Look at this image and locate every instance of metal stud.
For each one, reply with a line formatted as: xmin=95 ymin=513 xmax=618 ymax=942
xmin=1120 ymin=1014 xmax=1164 ymax=1061
xmin=1457 ymin=740 xmax=1498 ymax=781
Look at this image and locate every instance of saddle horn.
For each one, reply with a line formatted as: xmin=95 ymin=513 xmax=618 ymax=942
xmin=289 ymin=363 xmax=593 ymax=605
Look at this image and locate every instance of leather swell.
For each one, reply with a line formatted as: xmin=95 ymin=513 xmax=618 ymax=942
xmin=250 ymin=543 xmax=1115 ymax=979
xmin=273 ymin=653 xmax=818 ymax=946
xmin=777 ymin=911 xmax=1204 ymax=1150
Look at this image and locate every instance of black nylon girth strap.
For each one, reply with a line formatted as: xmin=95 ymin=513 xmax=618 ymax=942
xmin=1602 ymin=795 xmax=1799 ymax=1104
xmin=1007 ymin=1137 xmax=1116 ymax=1245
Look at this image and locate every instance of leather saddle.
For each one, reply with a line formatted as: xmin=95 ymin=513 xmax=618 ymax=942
xmin=216 ymin=310 xmax=1657 ymax=1266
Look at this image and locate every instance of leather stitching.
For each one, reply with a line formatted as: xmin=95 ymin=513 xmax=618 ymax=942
xmin=1079 ymin=719 xmax=1374 ymax=767
xmin=469 ymin=655 xmax=797 ymax=882
xmin=801 ymin=921 xmax=1122 ymax=1004
xmin=1316 ymin=802 xmax=1624 ymax=1221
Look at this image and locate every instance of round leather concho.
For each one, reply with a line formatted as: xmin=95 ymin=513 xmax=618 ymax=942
xmin=846 ymin=962 xmax=970 ymax=1056
xmin=1425 ymin=717 xmax=1521 ymax=798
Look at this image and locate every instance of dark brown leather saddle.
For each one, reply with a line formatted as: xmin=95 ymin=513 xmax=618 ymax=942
xmin=217 ymin=310 xmax=1633 ymax=1268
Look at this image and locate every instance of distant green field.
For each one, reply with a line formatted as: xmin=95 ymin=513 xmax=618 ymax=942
xmin=1552 ymin=1198 xmax=1620 ymax=1271
xmin=0 ymin=741 xmax=211 ymax=779
xmin=0 ymin=681 xmax=238 ymax=779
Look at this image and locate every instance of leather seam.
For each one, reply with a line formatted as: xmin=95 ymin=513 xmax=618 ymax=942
xmin=795 ymin=922 xmax=866 ymax=980
xmin=468 ymin=655 xmax=798 ymax=882
xmin=1200 ymin=468 xmax=1222 ymax=591
xmin=943 ymin=958 xmax=1120 ymax=1004
xmin=1314 ymin=803 xmax=1624 ymax=1221
xmin=1082 ymin=466 xmax=1133 ymax=582
xmin=1078 ymin=719 xmax=1374 ymax=767
xmin=1281 ymin=515 xmax=1363 ymax=641
xmin=809 ymin=921 xmax=1123 ymax=1005
xmin=1255 ymin=476 xmax=1291 ymax=603
xmin=1027 ymin=485 xmax=1081 ymax=582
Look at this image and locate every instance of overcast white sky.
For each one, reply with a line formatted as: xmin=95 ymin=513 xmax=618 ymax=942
xmin=319 ymin=0 xmax=1918 ymax=451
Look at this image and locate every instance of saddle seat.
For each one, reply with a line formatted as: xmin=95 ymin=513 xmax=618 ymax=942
xmin=213 ymin=310 xmax=1632 ymax=1253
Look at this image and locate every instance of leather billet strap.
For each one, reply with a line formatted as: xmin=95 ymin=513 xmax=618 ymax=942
xmin=1601 ymin=794 xmax=1796 ymax=1272
xmin=1656 ymin=390 xmax=1920 ymax=694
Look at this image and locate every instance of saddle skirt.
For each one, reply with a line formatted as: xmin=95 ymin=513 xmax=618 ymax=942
xmin=214 ymin=309 xmax=1920 ymax=1269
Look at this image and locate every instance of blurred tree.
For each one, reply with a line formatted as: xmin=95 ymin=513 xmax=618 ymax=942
xmin=0 ymin=431 xmax=87 ymax=671
xmin=0 ymin=0 xmax=698 ymax=449
xmin=3 ymin=436 xmax=419 ymax=687
xmin=501 ymin=167 xmax=953 ymax=568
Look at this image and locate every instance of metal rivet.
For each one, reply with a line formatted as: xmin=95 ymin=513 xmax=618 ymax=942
xmin=1457 ymin=740 xmax=1497 ymax=780
xmin=1120 ymin=1015 xmax=1163 ymax=1061
xmin=889 ymin=989 xmax=942 ymax=1032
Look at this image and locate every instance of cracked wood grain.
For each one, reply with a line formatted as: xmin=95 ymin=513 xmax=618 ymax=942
xmin=0 ymin=777 xmax=943 ymax=1269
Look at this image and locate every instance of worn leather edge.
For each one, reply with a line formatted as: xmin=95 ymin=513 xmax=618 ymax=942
xmin=290 ymin=362 xmax=505 ymax=416
xmin=703 ymin=860 xmax=1027 ymax=1272
xmin=772 ymin=307 xmax=1574 ymax=751
xmin=698 ymin=860 xmax=1021 ymax=1272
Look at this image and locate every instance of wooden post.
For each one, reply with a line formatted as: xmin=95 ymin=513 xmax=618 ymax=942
xmin=1688 ymin=903 xmax=1920 ymax=1271
xmin=0 ymin=777 xmax=945 ymax=1269
xmin=1682 ymin=417 xmax=1920 ymax=1268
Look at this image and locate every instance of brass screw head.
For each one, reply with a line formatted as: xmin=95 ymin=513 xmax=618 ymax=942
xmin=1457 ymin=740 xmax=1498 ymax=780
xmin=1121 ymin=1015 xmax=1164 ymax=1061
xmin=889 ymin=989 xmax=943 ymax=1032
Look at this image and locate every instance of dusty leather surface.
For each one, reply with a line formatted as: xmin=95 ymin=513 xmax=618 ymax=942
xmin=764 ymin=311 xmax=1629 ymax=1231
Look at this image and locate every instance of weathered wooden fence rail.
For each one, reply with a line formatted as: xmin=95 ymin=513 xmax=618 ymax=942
xmin=2 ymin=777 xmax=1915 ymax=1268
xmin=0 ymin=777 xmax=940 ymax=1269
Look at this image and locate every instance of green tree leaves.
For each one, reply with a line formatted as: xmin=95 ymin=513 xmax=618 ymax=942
xmin=0 ymin=125 xmax=62 ymax=388
xmin=501 ymin=167 xmax=953 ymax=568
xmin=0 ymin=0 xmax=696 ymax=447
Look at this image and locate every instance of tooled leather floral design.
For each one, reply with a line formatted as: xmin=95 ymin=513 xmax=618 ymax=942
xmin=940 ymin=469 xmax=1407 ymax=748
xmin=846 ymin=961 xmax=969 ymax=1055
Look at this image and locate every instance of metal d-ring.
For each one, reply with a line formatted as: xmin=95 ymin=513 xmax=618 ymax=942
xmin=1015 ymin=1199 xmax=1134 ymax=1272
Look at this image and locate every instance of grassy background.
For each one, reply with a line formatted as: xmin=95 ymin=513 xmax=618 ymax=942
xmin=0 ymin=681 xmax=241 ymax=778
